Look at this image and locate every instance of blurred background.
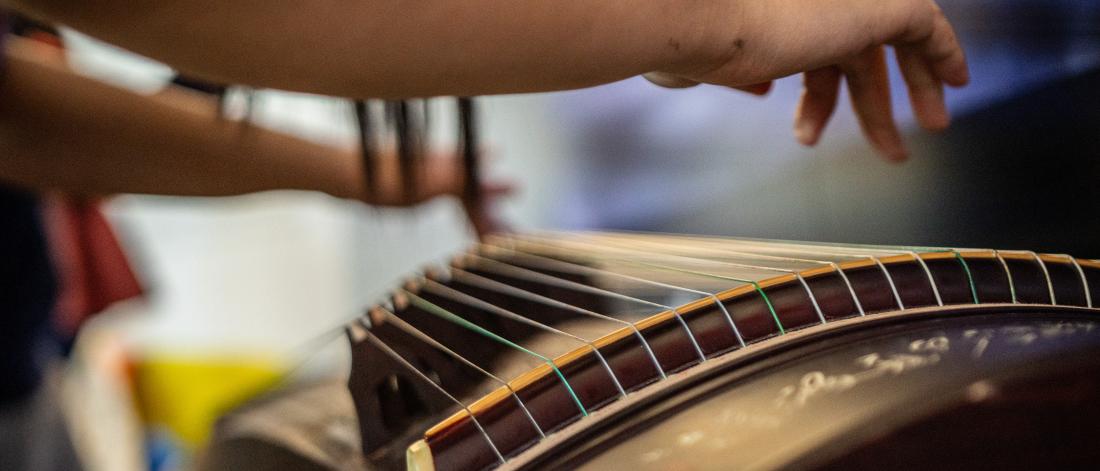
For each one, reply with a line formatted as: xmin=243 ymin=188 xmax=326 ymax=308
xmin=15 ymin=0 xmax=1099 ymax=469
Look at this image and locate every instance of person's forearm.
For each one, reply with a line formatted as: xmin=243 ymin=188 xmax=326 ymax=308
xmin=0 ymin=43 xmax=365 ymax=199
xmin=3 ymin=0 xmax=721 ymax=98
xmin=2 ymin=0 xmax=970 ymax=162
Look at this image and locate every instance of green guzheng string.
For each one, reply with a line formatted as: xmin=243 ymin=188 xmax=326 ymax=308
xmin=404 ymin=291 xmax=590 ymax=417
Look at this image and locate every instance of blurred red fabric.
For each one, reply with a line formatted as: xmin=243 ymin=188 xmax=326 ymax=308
xmin=43 ymin=196 xmax=143 ymax=337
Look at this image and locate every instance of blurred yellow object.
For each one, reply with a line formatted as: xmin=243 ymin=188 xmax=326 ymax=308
xmin=131 ymin=354 xmax=287 ymax=449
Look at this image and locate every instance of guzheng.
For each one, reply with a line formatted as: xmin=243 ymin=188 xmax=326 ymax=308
xmin=345 ymin=231 xmax=1100 ymax=470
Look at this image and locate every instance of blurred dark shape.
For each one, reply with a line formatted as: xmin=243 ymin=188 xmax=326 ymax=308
xmin=920 ymin=67 xmax=1100 ymax=257
xmin=942 ymin=0 xmax=1100 ymax=37
xmin=170 ymin=75 xmax=228 ymax=97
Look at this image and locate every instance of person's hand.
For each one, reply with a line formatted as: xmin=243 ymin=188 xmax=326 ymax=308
xmin=357 ymin=151 xmax=514 ymax=234
xmin=651 ymin=0 xmax=968 ymax=161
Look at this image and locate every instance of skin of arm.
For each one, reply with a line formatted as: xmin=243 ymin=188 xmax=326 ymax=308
xmin=3 ymin=0 xmax=710 ymax=98
xmin=0 ymin=38 xmax=481 ymax=205
xmin=2 ymin=0 xmax=969 ymax=159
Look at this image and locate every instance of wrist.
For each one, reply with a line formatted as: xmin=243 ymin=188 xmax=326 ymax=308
xmin=652 ymin=0 xmax=753 ymax=80
xmin=320 ymin=149 xmax=368 ymax=202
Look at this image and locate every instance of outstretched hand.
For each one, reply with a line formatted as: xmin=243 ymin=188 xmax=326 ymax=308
xmin=648 ymin=0 xmax=968 ymax=161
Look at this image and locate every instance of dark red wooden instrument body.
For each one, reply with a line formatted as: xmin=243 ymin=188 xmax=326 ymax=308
xmin=349 ymin=250 xmax=1100 ymax=471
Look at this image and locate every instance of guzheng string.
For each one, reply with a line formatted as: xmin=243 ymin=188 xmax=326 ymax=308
xmin=764 ymin=239 xmax=973 ymax=306
xmin=653 ymin=233 xmax=950 ymax=280
xmin=743 ymin=241 xmax=947 ymax=305
xmin=511 ymin=233 xmax=775 ymax=332
xmin=633 ymin=259 xmax=787 ymax=334
xmin=443 ymin=266 xmax=667 ymax=381
xmin=989 ymin=249 xmax=1056 ymax=305
xmin=1064 ymin=255 xmax=1093 ymax=308
xmin=644 ymin=235 xmax=876 ymax=314
xmin=374 ymin=308 xmax=547 ymax=438
xmin=350 ymin=320 xmax=507 ymax=464
xmin=486 ymin=236 xmax=747 ymax=348
xmin=420 ymin=275 xmax=631 ymax=396
xmin=1027 ymin=250 xmax=1057 ymax=304
xmin=582 ymin=235 xmax=830 ymax=324
xmin=252 ymin=96 xmax=486 ymax=398
xmin=712 ymin=234 xmax=969 ymax=305
xmin=401 ymin=289 xmax=591 ymax=417
xmin=590 ymin=233 xmax=1084 ymax=310
xmin=732 ymin=237 xmax=948 ymax=305
xmin=538 ymin=231 xmax=922 ymax=309
xmin=328 ymin=232 xmax=1100 ymax=468
xmin=460 ymin=254 xmax=704 ymax=366
xmin=193 ymin=86 xmax=1100 ymax=468
xmin=993 ymin=249 xmax=1019 ymax=304
xmin=666 ymin=232 xmax=901 ymax=305
xmin=952 ymin=251 xmax=980 ymax=303
xmin=514 ymin=233 xmax=788 ymax=334
xmin=500 ymin=232 xmax=1005 ymax=323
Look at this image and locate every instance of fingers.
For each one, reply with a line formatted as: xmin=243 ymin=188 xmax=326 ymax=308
xmin=841 ymin=47 xmax=907 ymax=162
xmin=923 ymin=7 xmax=969 ymax=87
xmin=896 ymin=46 xmax=949 ymax=131
xmin=898 ymin=2 xmax=969 ymax=87
xmin=794 ymin=67 xmax=841 ymax=146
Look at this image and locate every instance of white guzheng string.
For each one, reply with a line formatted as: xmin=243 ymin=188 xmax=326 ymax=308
xmin=418 ymin=276 xmax=634 ymax=396
xmin=460 ymin=253 xmax=704 ymax=365
xmin=567 ymin=234 xmax=831 ymax=324
xmin=356 ymin=235 xmax=949 ymax=455
xmin=312 ymin=233 xmax=1095 ymax=465
xmin=489 ymin=235 xmax=747 ymax=348
xmin=479 ymin=242 xmax=742 ymax=352
xmin=348 ymin=320 xmax=506 ymax=464
xmin=993 ymin=249 xmax=1019 ymax=304
xmin=374 ymin=308 xmax=546 ymax=438
xmin=400 ymin=287 xmax=593 ymax=416
xmin=1064 ymin=255 xmax=1094 ymax=308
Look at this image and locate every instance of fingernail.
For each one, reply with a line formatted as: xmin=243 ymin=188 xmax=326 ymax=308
xmin=795 ymin=118 xmax=817 ymax=146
